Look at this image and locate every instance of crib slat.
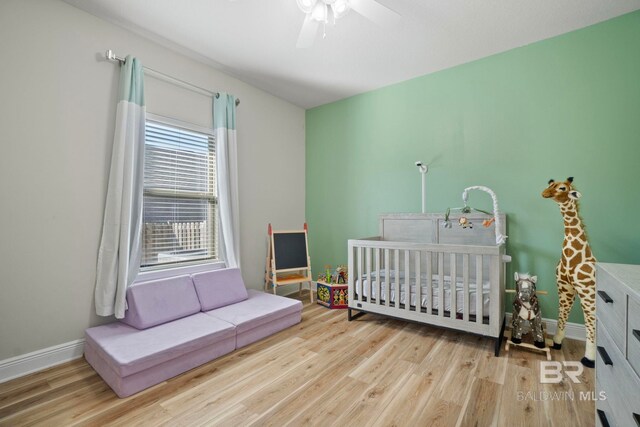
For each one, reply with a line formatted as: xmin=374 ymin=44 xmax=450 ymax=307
xmin=450 ymin=254 xmax=457 ymax=320
xmin=463 ymin=254 xmax=469 ymax=322
xmin=404 ymin=250 xmax=410 ymax=311
xmin=489 ymin=254 xmax=499 ymax=333
xmin=384 ymin=249 xmax=390 ymax=307
xmin=476 ymin=254 xmax=483 ymax=323
xmin=357 ymin=246 xmax=363 ymax=302
xmin=394 ymin=249 xmax=400 ymax=308
xmin=348 ymin=244 xmax=353 ymax=304
xmin=375 ymin=248 xmax=381 ymax=306
xmin=366 ymin=247 xmax=372 ymax=303
xmin=426 ymin=252 xmax=432 ymax=314
xmin=415 ymin=251 xmax=422 ymax=313
xmin=438 ymin=252 xmax=444 ymax=318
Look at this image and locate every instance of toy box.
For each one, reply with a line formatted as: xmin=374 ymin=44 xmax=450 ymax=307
xmin=316 ymin=281 xmax=348 ymax=309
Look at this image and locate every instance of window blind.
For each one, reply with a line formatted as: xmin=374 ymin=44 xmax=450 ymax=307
xmin=142 ymin=120 xmax=218 ymax=268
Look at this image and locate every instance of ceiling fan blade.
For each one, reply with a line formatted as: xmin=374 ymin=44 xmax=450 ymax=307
xmin=296 ymin=15 xmax=320 ymax=48
xmin=349 ymin=0 xmax=400 ymax=28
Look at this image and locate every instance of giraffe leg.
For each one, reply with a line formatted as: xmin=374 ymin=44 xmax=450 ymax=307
xmin=553 ymin=275 xmax=576 ymax=350
xmin=573 ymin=265 xmax=597 ymax=368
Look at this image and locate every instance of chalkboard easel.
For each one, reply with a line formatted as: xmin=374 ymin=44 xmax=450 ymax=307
xmin=264 ymin=223 xmax=314 ymax=302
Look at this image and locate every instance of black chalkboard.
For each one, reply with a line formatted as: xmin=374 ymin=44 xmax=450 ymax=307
xmin=273 ymin=232 xmax=308 ymax=270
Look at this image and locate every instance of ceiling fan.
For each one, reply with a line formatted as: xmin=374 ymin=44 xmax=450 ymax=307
xmin=295 ymin=0 xmax=401 ymax=48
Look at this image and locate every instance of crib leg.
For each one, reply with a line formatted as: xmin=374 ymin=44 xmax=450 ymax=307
xmin=495 ymin=316 xmax=506 ymax=357
xmin=348 ymin=308 xmax=366 ymax=321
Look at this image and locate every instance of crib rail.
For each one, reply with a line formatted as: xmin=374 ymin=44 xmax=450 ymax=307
xmin=347 ymin=237 xmax=506 ymax=338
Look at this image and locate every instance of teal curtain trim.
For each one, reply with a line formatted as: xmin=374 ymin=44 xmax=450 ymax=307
xmin=119 ymin=55 xmax=145 ymax=106
xmin=213 ymin=92 xmax=236 ymax=130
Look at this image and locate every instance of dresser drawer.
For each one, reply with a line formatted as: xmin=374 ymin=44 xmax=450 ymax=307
xmin=628 ymin=297 xmax=640 ymax=379
xmin=597 ymin=322 xmax=640 ymax=426
xmin=596 ymin=379 xmax=617 ymax=427
xmin=596 ymin=265 xmax=627 ymax=352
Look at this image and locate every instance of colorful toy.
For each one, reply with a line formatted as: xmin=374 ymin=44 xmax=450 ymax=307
xmin=316 ymin=276 xmax=348 ymax=309
xmin=542 ymin=177 xmax=596 ymax=368
xmin=317 ymin=265 xmax=348 ymax=284
xmin=458 ymin=216 xmax=473 ymax=229
xmin=511 ymin=273 xmax=545 ymax=348
xmin=335 ymin=265 xmax=348 ymax=284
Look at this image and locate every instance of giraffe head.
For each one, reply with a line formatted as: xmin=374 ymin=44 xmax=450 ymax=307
xmin=542 ymin=177 xmax=581 ymax=204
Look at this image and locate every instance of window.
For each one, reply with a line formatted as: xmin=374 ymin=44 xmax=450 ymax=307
xmin=141 ymin=117 xmax=218 ymax=269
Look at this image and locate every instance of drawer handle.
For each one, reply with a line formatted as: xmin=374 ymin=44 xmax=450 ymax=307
xmin=634 ymin=329 xmax=640 ymax=343
xmin=597 ymin=409 xmax=611 ymax=427
xmin=597 ymin=291 xmax=613 ymax=303
xmin=597 ymin=346 xmax=613 ymax=366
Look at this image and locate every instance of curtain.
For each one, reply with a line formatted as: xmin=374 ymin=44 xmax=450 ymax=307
xmin=213 ymin=93 xmax=240 ymax=268
xmin=95 ymin=56 xmax=145 ymax=318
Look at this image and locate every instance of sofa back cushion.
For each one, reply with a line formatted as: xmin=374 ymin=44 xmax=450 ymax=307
xmin=121 ymin=275 xmax=201 ymax=330
xmin=192 ymin=268 xmax=249 ymax=311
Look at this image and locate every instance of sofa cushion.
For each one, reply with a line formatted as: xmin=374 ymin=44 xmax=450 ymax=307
xmin=85 ymin=313 xmax=235 ymax=377
xmin=121 ymin=275 xmax=201 ymax=330
xmin=191 ymin=268 xmax=249 ymax=311
xmin=204 ymin=290 xmax=302 ymax=335
xmin=84 ymin=335 xmax=236 ymax=398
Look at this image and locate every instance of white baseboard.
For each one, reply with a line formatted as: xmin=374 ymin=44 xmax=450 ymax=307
xmin=505 ymin=312 xmax=585 ymax=341
xmin=0 ymin=339 xmax=85 ymax=384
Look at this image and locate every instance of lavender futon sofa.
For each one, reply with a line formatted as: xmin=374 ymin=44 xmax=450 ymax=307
xmin=84 ymin=268 xmax=302 ymax=397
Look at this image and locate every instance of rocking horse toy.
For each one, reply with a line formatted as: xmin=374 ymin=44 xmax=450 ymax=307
xmin=511 ymin=273 xmax=545 ymax=348
xmin=505 ymin=272 xmax=552 ymax=360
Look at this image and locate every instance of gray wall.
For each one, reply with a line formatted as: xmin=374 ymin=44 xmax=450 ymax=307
xmin=0 ymin=0 xmax=306 ymax=360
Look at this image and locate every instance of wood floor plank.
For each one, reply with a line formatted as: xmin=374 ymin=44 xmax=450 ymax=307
xmin=200 ymin=403 xmax=259 ymax=427
xmin=348 ymin=325 xmax=417 ymax=385
xmin=371 ymin=373 xmax=439 ymax=427
xmin=247 ymin=345 xmax=366 ymax=426
xmin=497 ymin=360 xmax=540 ymax=427
xmin=0 ymin=300 xmax=595 ymax=427
xmin=0 ymin=379 xmax=51 ymax=411
xmin=0 ymin=375 xmax=103 ymax=423
xmin=458 ymin=378 xmax=501 ymax=427
xmin=161 ymin=348 xmax=317 ymax=424
xmin=434 ymin=334 xmax=483 ymax=406
xmin=475 ymin=338 xmax=508 ymax=385
xmin=411 ymin=397 xmax=463 ymax=427
xmin=334 ymin=359 xmax=415 ymax=426
xmin=282 ymin=376 xmax=370 ymax=427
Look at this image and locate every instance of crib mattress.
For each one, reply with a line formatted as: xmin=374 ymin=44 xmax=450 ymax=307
xmin=354 ymin=274 xmax=490 ymax=316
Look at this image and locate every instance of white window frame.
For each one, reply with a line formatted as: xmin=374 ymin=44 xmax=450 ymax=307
xmin=137 ymin=113 xmax=226 ymax=282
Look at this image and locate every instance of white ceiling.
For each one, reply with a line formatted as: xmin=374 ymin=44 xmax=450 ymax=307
xmin=64 ymin=0 xmax=640 ymax=109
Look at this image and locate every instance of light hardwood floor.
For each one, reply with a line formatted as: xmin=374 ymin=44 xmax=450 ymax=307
xmin=0 ymin=298 xmax=595 ymax=426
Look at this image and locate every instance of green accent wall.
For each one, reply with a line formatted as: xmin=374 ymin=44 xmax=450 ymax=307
xmin=305 ymin=11 xmax=640 ymax=324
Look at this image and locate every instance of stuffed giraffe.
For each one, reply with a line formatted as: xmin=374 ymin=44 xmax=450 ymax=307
xmin=542 ymin=177 xmax=596 ymax=367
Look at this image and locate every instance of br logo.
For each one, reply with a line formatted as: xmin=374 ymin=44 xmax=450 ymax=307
xmin=540 ymin=361 xmax=584 ymax=383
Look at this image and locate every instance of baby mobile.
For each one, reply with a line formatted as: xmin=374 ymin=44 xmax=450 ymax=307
xmin=443 ymin=185 xmax=508 ymax=246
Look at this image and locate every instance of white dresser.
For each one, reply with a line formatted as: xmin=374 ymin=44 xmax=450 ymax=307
xmin=595 ymin=263 xmax=640 ymax=427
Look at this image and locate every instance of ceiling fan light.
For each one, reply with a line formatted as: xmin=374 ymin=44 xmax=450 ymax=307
xmin=296 ymin=0 xmax=317 ymax=14
xmin=311 ymin=2 xmax=328 ymax=22
xmin=331 ymin=0 xmax=350 ymax=19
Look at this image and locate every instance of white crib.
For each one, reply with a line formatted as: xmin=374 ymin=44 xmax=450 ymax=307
xmin=348 ymin=213 xmax=509 ymax=356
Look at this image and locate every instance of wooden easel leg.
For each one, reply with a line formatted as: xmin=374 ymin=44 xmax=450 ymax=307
xmin=309 ymin=281 xmax=314 ymax=303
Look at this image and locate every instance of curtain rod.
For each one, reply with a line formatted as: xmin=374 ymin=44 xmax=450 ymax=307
xmin=105 ymin=50 xmax=240 ymax=106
